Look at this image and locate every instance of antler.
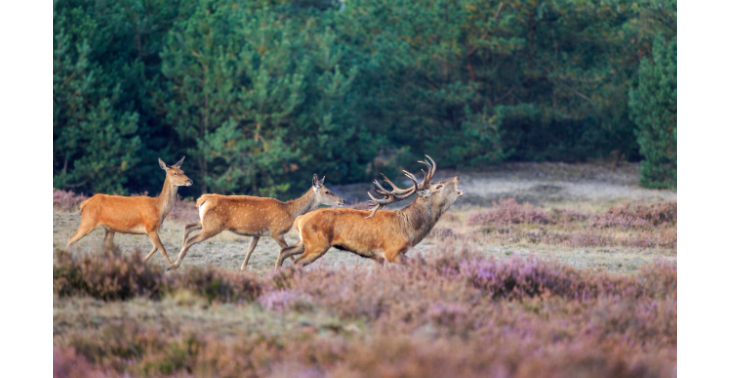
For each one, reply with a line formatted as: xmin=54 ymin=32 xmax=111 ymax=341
xmin=364 ymin=155 xmax=438 ymax=219
xmin=414 ymin=154 xmax=437 ymax=189
xmin=364 ymin=170 xmax=419 ymax=219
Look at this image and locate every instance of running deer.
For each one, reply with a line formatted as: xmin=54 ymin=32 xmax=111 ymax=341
xmin=276 ymin=156 xmax=463 ymax=268
xmin=66 ymin=157 xmax=193 ymax=267
xmin=172 ymin=174 xmax=345 ymax=270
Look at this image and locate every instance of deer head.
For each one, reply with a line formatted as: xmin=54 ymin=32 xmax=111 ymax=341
xmin=365 ymin=155 xmax=463 ymax=218
xmin=159 ymin=157 xmax=193 ymax=187
xmin=312 ymin=173 xmax=345 ymax=207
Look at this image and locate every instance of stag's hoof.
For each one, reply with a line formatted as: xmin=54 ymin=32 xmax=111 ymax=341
xmin=166 ymin=264 xmax=179 ymax=272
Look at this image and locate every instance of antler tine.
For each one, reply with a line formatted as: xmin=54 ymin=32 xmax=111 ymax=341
xmin=363 ymin=170 xmax=420 ymax=219
xmin=373 ymin=179 xmax=391 ymax=196
xmin=363 ymin=157 xmax=436 ymax=219
xmin=425 ymin=154 xmax=436 ymax=181
xmin=364 ymin=204 xmax=383 ymax=219
xmin=379 ymin=173 xmax=413 ymax=194
xmin=402 ymin=170 xmax=419 ymax=190
xmin=415 ymin=154 xmax=437 ymax=186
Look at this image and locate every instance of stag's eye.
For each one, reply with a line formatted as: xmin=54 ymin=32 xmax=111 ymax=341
xmin=325 ymin=191 xmax=330 ymax=194
xmin=436 ymin=184 xmax=443 ymax=189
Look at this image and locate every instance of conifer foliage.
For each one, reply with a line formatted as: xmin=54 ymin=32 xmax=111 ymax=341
xmin=53 ymin=0 xmax=677 ymax=196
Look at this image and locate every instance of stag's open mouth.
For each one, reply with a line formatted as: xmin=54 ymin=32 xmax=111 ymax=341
xmin=455 ymin=180 xmax=464 ymax=196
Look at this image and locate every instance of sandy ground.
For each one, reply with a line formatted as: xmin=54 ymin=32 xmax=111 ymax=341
xmin=54 ymin=162 xmax=676 ymax=274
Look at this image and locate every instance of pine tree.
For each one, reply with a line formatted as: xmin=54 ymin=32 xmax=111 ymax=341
xmin=53 ymin=16 xmax=141 ymax=194
xmin=630 ymin=35 xmax=677 ymax=188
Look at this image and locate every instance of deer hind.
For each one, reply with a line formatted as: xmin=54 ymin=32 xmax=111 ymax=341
xmin=172 ymin=174 xmax=345 ymax=271
xmin=276 ymin=155 xmax=463 ymax=269
xmin=66 ymin=157 xmax=193 ymax=268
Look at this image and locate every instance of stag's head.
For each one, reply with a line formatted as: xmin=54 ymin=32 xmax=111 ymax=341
xmin=159 ymin=157 xmax=193 ymax=187
xmin=312 ymin=174 xmax=346 ymax=207
xmin=365 ymin=155 xmax=463 ymax=218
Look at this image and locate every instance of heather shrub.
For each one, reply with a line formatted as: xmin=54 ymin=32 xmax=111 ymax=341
xmin=592 ymin=202 xmax=677 ymax=229
xmin=54 ymin=250 xmax=163 ymax=300
xmin=54 ymin=251 xmax=677 ymax=378
xmin=53 ymin=189 xmax=88 ymax=211
xmin=54 ymin=250 xmax=263 ymax=303
xmin=258 ymin=289 xmax=314 ymax=312
xmin=462 ymin=199 xmax=676 ymax=249
xmin=166 ymin=267 xmax=263 ymax=304
xmin=457 ymin=256 xmax=596 ymax=299
xmin=54 ymin=347 xmax=106 ymax=378
xmin=428 ymin=227 xmax=458 ymax=241
xmin=468 ymin=198 xmax=552 ymax=225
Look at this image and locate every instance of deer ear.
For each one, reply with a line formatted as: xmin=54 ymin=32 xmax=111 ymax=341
xmin=319 ymin=176 xmax=326 ymax=186
xmin=172 ymin=156 xmax=185 ymax=168
xmin=312 ymin=174 xmax=320 ymax=189
xmin=159 ymin=158 xmax=169 ymax=171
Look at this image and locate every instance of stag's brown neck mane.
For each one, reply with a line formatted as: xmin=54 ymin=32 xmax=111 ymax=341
xmin=396 ymin=196 xmax=449 ymax=246
xmin=156 ymin=176 xmax=179 ymax=222
xmin=285 ymin=188 xmax=319 ymax=218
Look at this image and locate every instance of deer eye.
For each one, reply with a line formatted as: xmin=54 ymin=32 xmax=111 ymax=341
xmin=325 ymin=191 xmax=330 ymax=194
xmin=436 ymin=184 xmax=443 ymax=189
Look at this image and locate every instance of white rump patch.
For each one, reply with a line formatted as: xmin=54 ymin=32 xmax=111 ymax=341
xmin=199 ymin=201 xmax=209 ymax=227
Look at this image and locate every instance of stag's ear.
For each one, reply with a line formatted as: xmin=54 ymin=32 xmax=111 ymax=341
xmin=312 ymin=174 xmax=321 ymax=189
xmin=172 ymin=156 xmax=185 ymax=168
xmin=159 ymin=158 xmax=169 ymax=171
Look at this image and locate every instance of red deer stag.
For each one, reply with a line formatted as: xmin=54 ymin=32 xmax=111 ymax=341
xmin=172 ymin=174 xmax=345 ymax=270
xmin=66 ymin=157 xmax=193 ymax=268
xmin=276 ymin=156 xmax=462 ymax=268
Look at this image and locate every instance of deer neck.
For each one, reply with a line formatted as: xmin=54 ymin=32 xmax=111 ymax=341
xmin=286 ymin=188 xmax=319 ymax=218
xmin=397 ymin=197 xmax=446 ymax=246
xmin=156 ymin=177 xmax=178 ymax=222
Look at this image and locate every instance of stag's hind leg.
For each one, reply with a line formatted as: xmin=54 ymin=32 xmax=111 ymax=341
xmin=293 ymin=245 xmax=330 ymax=267
xmin=275 ymin=243 xmax=305 ymax=270
xmin=66 ymin=216 xmax=98 ymax=249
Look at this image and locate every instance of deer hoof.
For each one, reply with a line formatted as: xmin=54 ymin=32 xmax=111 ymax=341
xmin=166 ymin=265 xmax=178 ymax=272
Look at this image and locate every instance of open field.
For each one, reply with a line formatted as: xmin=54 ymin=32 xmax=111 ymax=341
xmin=54 ymin=163 xmax=677 ymax=377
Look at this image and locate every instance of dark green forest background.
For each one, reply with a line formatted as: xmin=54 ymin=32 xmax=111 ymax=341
xmin=53 ymin=0 xmax=677 ymax=198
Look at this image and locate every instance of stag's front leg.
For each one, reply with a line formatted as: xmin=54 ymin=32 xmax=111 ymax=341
xmin=384 ymin=246 xmax=409 ymax=265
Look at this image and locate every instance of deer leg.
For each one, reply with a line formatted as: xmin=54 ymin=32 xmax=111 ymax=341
xmin=103 ymin=228 xmax=116 ymax=251
xmin=276 ymin=243 xmax=305 ymax=270
xmin=66 ymin=218 xmax=97 ymax=249
xmin=271 ymin=234 xmax=294 ymax=268
xmin=239 ymin=236 xmax=260 ymax=271
xmin=171 ymin=227 xmax=219 ymax=270
xmin=384 ymin=246 xmax=409 ymax=264
xmin=293 ymin=245 xmax=330 ymax=267
xmin=146 ymin=229 xmax=174 ymax=267
xmin=182 ymin=222 xmax=202 ymax=245
xmin=143 ymin=246 xmax=158 ymax=262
